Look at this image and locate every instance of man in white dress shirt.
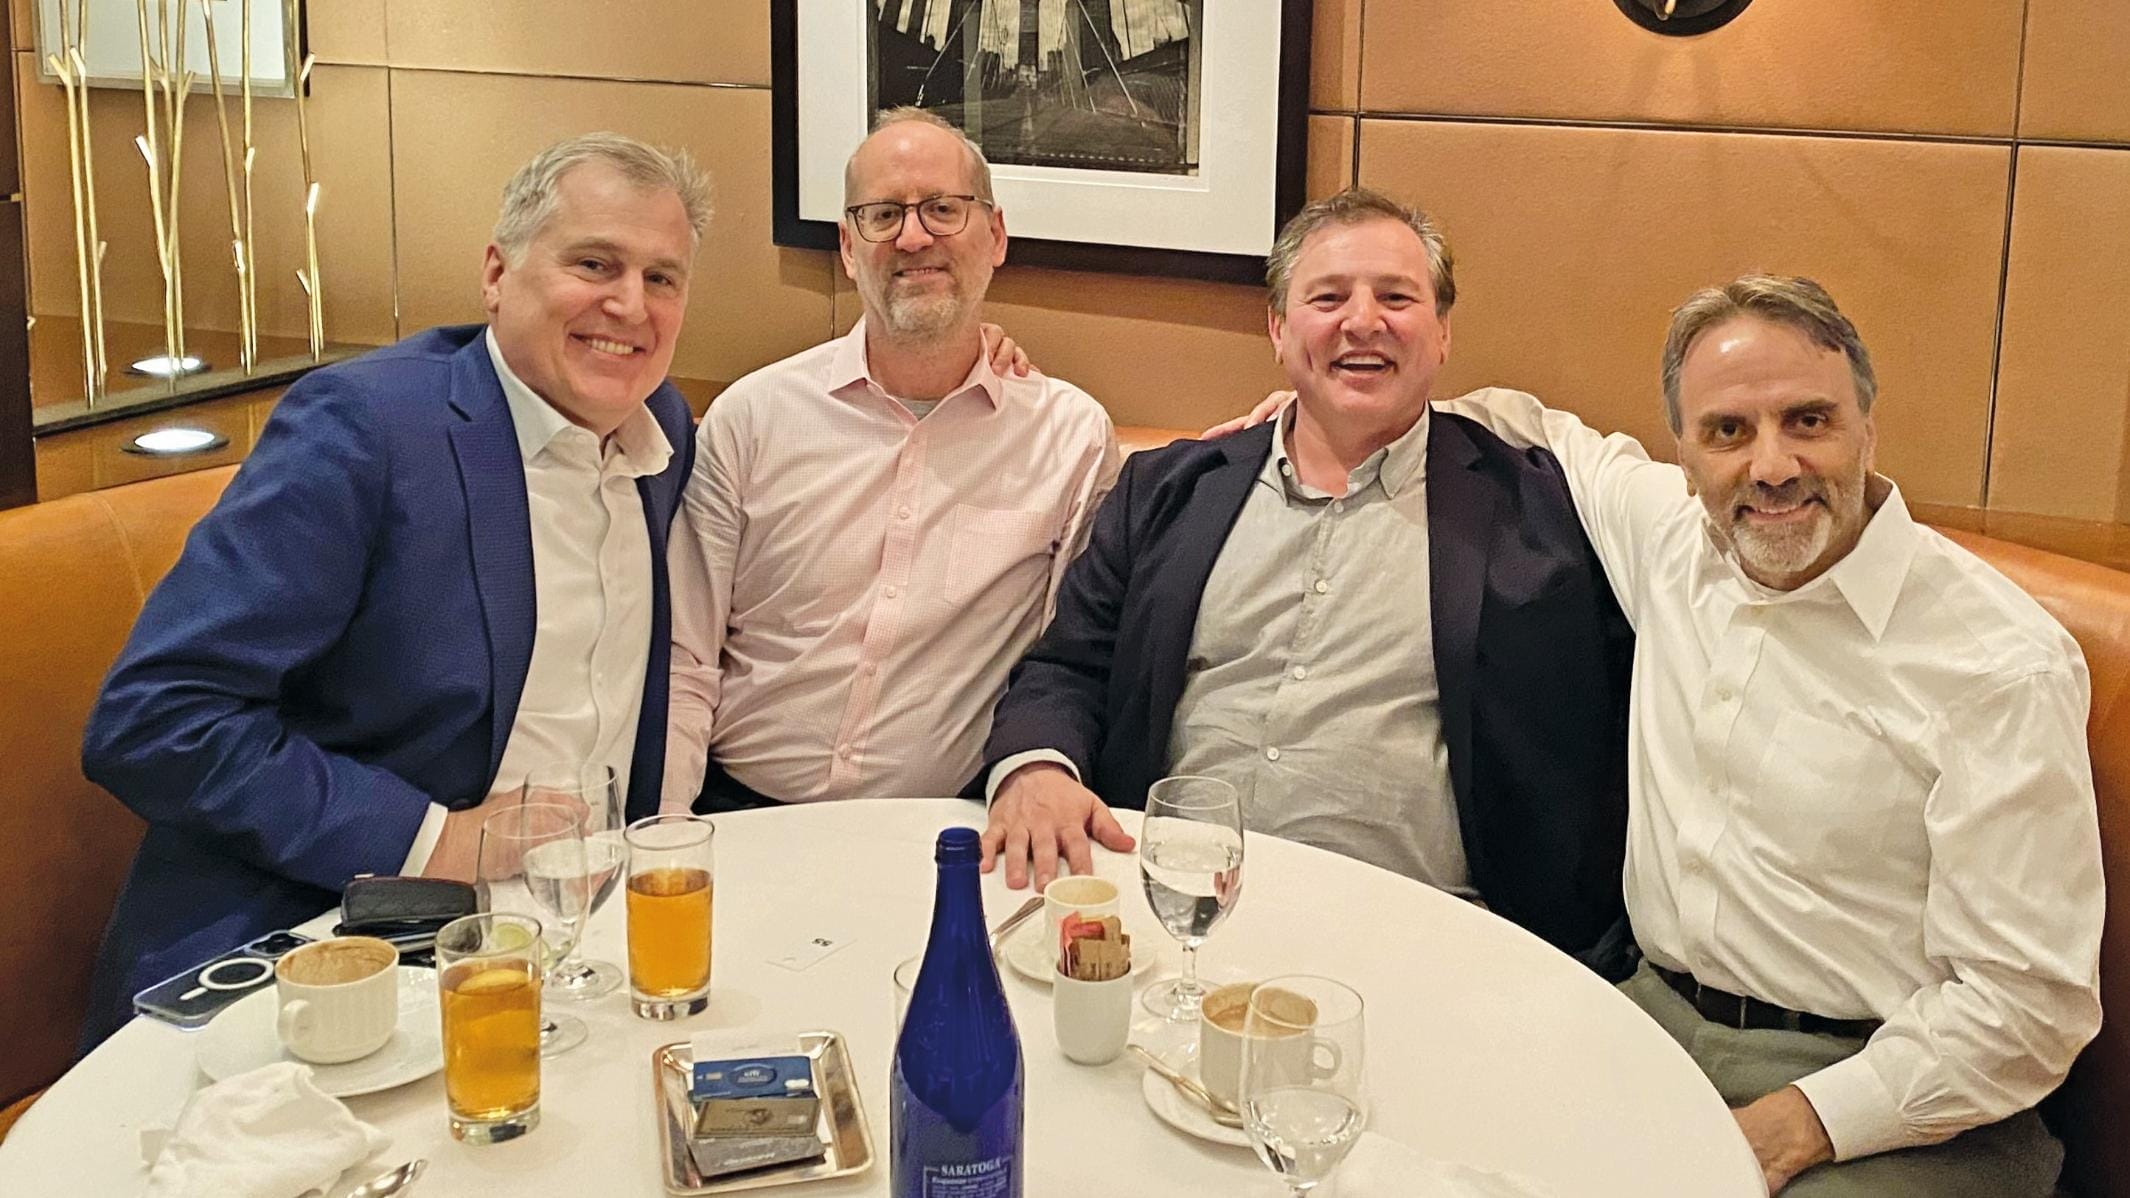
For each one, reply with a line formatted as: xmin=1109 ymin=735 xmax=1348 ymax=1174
xmin=78 ymin=134 xmax=706 ymax=1047
xmin=1442 ymin=275 xmax=2103 ymax=1196
xmin=662 ymin=109 xmax=1117 ymax=809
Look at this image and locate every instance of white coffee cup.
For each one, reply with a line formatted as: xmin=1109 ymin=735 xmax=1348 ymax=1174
xmin=1041 ymin=875 xmax=1119 ymax=966
xmin=1198 ymin=981 xmax=1341 ymax=1107
xmin=274 ymin=936 xmax=399 ymax=1064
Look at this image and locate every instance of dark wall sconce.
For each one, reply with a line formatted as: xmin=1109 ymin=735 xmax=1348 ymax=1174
xmin=1612 ymin=0 xmax=1754 ymax=36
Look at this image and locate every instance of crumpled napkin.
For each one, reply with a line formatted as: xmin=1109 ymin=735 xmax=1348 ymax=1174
xmin=1339 ymin=1130 xmax=1558 ymax=1197
xmin=140 ymin=1061 xmax=389 ymax=1198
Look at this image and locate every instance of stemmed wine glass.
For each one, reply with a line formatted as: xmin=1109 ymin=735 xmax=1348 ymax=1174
xmin=477 ymin=802 xmax=592 ymax=1056
xmin=1138 ymin=774 xmax=1244 ymax=1021
xmin=522 ymin=765 xmax=626 ymax=1001
xmin=1239 ymin=976 xmax=1368 ymax=1196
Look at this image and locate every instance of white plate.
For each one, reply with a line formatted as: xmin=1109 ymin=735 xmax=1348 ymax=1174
xmin=1139 ymin=1038 xmax=1251 ymax=1149
xmin=1001 ymin=919 xmax=1158 ymax=987
xmin=196 ymin=966 xmax=441 ymax=1098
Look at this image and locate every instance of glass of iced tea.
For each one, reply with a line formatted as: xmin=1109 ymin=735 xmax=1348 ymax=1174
xmin=435 ymin=912 xmax=543 ymax=1144
xmin=623 ymin=814 xmax=715 ymax=1019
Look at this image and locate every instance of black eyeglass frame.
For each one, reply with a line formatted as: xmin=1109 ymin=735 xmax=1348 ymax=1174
xmin=841 ymin=194 xmax=994 ymax=243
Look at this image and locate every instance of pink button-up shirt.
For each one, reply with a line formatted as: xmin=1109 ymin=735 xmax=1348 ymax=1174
xmin=663 ymin=322 xmax=1119 ymax=807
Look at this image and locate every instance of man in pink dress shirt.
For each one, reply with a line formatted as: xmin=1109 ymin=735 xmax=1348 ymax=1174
xmin=661 ymin=109 xmax=1119 ymax=810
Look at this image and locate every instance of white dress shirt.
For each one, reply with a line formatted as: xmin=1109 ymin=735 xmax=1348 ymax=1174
xmin=664 ymin=321 xmax=1118 ymax=807
xmin=397 ymin=330 xmax=670 ymax=870
xmin=1439 ymin=387 xmax=2104 ymax=1161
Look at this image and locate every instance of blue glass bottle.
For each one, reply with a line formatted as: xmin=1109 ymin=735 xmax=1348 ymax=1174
xmin=891 ymin=827 xmax=1024 ymax=1198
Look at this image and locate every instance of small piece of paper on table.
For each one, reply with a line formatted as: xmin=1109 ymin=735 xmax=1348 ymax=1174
xmin=765 ymin=930 xmax=856 ymax=972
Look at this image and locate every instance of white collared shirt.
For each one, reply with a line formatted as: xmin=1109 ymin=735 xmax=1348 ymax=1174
xmin=1439 ymin=387 xmax=2104 ymax=1161
xmin=398 ymin=331 xmax=671 ymax=869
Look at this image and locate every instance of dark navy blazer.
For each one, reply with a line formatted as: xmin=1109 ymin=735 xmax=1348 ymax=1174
xmin=979 ymin=414 xmax=1635 ymax=970
xmin=77 ymin=324 xmax=694 ymax=1048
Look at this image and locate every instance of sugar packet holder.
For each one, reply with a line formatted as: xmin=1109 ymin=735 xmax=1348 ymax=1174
xmin=1053 ymin=915 xmax=1132 ymax=1065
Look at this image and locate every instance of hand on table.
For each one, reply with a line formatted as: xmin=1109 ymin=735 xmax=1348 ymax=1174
xmin=1200 ymin=390 xmax=1293 ymax=439
xmin=1732 ymin=1085 xmax=1834 ymax=1195
xmin=980 ymin=763 xmax=1135 ymax=891
xmin=420 ymin=788 xmax=527 ymax=882
xmin=980 ymin=322 xmax=1034 ymax=377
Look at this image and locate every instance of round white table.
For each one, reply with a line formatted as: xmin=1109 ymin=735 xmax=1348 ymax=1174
xmin=0 ymin=801 xmax=1764 ymax=1196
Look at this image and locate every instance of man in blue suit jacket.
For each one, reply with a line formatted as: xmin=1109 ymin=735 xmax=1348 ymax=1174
xmin=979 ymin=189 xmax=1633 ymax=971
xmin=77 ymin=133 xmax=709 ymax=1049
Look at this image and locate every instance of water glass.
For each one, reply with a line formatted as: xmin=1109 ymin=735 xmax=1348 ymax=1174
xmin=436 ymin=912 xmax=544 ymax=1144
xmin=523 ymin=764 xmax=626 ymax=1001
xmin=624 ymin=814 xmax=716 ymax=1019
xmin=1239 ymin=975 xmax=1367 ymax=1195
xmin=1138 ymin=774 xmax=1244 ymax=1021
xmin=477 ymin=802 xmax=589 ymax=1055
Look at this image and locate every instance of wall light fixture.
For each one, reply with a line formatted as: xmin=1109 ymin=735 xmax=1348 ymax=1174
xmin=1612 ymin=0 xmax=1754 ymax=36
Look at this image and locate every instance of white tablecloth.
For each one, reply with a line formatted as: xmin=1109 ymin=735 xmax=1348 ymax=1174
xmin=0 ymin=801 xmax=1765 ymax=1196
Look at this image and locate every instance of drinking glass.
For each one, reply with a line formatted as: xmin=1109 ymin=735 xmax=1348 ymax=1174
xmin=477 ymin=802 xmax=589 ymax=1055
xmin=1138 ymin=774 xmax=1244 ymax=1021
xmin=523 ymin=765 xmax=626 ymax=1001
xmin=436 ymin=912 xmax=544 ymax=1144
xmin=1239 ymin=976 xmax=1367 ymax=1196
xmin=623 ymin=814 xmax=716 ymax=1019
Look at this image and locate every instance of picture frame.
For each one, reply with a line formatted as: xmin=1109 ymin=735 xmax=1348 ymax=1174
xmin=772 ymin=1 xmax=1312 ymax=285
xmin=32 ymin=0 xmax=299 ymax=97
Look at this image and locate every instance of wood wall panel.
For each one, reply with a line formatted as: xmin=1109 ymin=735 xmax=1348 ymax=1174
xmin=1307 ymin=113 xmax=1354 ymax=198
xmin=1310 ymin=0 xmax=1358 ymax=113
xmin=2018 ymin=0 xmax=2130 ymax=144
xmin=308 ymin=0 xmax=389 ymax=67
xmin=1989 ymin=147 xmax=2130 ymax=522
xmin=1361 ymin=1 xmax=2023 ymax=138
xmin=1360 ymin=120 xmax=2010 ymax=508
xmin=382 ymin=0 xmax=768 ymax=87
xmin=17 ymin=62 xmax=398 ymax=346
xmin=388 ymin=70 xmax=833 ymax=391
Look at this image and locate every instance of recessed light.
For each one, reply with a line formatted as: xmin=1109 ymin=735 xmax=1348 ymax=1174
xmin=1613 ymin=0 xmax=1754 ymax=35
xmin=124 ymin=427 xmax=229 ymax=456
xmin=127 ymin=354 xmax=210 ymax=379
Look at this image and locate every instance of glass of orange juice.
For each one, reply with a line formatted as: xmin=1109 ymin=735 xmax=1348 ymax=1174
xmin=435 ymin=912 xmax=543 ymax=1143
xmin=623 ymin=814 xmax=715 ymax=1019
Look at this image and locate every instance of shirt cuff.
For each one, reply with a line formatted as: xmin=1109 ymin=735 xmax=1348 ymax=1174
xmin=397 ymin=803 xmax=451 ymax=876
xmin=1790 ymin=1048 xmax=1910 ymax=1161
xmin=984 ymin=750 xmax=1080 ymax=806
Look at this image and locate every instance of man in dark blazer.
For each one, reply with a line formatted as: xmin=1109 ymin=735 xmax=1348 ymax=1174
xmin=979 ymin=188 xmax=1634 ymax=969
xmin=76 ymin=134 xmax=707 ymax=1049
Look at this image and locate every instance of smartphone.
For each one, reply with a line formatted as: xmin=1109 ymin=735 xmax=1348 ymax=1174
xmin=132 ymin=929 xmax=315 ymax=1029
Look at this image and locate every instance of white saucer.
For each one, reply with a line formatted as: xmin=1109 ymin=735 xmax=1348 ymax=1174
xmin=1138 ymin=1038 xmax=1251 ymax=1148
xmin=1001 ymin=919 xmax=1158 ymax=986
xmin=197 ymin=966 xmax=441 ymax=1098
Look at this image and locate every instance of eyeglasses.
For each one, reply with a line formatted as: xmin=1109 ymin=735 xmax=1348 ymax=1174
xmin=843 ymin=194 xmax=991 ymax=243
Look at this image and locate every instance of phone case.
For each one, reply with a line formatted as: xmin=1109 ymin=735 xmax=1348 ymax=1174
xmin=131 ymin=930 xmax=315 ymax=1029
xmin=338 ymin=875 xmax=477 ymax=932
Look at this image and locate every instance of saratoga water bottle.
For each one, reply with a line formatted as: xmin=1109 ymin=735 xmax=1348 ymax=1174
xmin=891 ymin=827 xmax=1024 ymax=1198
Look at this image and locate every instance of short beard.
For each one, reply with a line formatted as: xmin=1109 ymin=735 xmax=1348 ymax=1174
xmin=876 ymin=290 xmax=967 ymax=341
xmin=1708 ymin=468 xmax=1862 ymax=588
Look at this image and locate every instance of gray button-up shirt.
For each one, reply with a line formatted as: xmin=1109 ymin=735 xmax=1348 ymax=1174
xmin=1166 ymin=405 xmax=1470 ymax=894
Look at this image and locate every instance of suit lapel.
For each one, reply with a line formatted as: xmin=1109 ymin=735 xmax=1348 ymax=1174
xmin=446 ymin=340 xmax=536 ymax=793
xmin=1142 ymin=426 xmax=1272 ymax=752
xmin=1426 ymin=414 xmax=1494 ymax=872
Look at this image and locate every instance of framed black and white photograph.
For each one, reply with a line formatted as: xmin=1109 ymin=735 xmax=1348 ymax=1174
xmin=772 ymin=1 xmax=1312 ymax=284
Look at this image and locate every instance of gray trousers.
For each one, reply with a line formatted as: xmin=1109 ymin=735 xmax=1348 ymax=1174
xmin=1619 ymin=964 xmax=2063 ymax=1197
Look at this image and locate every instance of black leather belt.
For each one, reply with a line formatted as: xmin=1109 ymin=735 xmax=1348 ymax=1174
xmin=1653 ymin=964 xmax=1881 ymax=1039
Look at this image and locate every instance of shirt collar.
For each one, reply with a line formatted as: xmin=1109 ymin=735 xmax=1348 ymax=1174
xmin=485 ymin=328 xmax=672 ymax=478
xmin=826 ymin=318 xmax=1003 ymax=411
xmin=1267 ymin=402 xmax=1430 ymax=499
xmin=1709 ymin=477 xmax=1919 ymax=642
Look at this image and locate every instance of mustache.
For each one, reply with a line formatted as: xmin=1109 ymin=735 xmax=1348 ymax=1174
xmin=1729 ymin=479 xmax=1825 ymax=510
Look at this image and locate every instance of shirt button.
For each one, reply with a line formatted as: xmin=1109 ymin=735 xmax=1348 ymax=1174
xmin=863 ymin=662 xmax=879 ymax=676
xmin=883 ymin=585 xmax=900 ymax=599
xmin=1313 ymin=579 xmax=1330 ymax=595
xmin=1264 ymin=746 xmax=1282 ymax=762
xmin=1290 ymin=665 xmax=1307 ymax=681
xmin=898 ymin=507 xmax=912 ymax=520
xmin=838 ymin=745 xmax=854 ymax=760
xmin=1714 ymin=687 xmax=1735 ymax=704
xmin=1332 ymin=501 xmax=1345 ymax=514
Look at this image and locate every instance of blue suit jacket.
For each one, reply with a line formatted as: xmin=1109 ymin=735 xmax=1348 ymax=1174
xmin=77 ymin=324 xmax=694 ymax=1048
xmin=979 ymin=415 xmax=1635 ymax=972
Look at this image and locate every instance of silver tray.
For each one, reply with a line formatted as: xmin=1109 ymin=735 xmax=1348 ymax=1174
xmin=652 ymin=1030 xmax=876 ymax=1194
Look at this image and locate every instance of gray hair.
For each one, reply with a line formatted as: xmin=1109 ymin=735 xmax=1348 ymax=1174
xmin=492 ymin=132 xmax=713 ymax=265
xmin=1265 ymin=187 xmax=1456 ymax=317
xmin=844 ymin=106 xmax=996 ymax=205
xmin=1660 ymin=274 xmax=1878 ymax=435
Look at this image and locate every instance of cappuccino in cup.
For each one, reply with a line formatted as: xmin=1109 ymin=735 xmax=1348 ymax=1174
xmin=1198 ymin=981 xmax=1333 ymax=1107
xmin=275 ymin=936 xmax=399 ymax=1063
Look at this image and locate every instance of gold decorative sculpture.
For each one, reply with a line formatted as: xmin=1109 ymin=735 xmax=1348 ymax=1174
xmin=47 ymin=0 xmax=109 ymax=401
xmin=133 ymin=0 xmax=204 ymax=378
xmin=289 ymin=4 xmax=323 ymax=361
xmin=198 ymin=0 xmax=256 ymax=371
